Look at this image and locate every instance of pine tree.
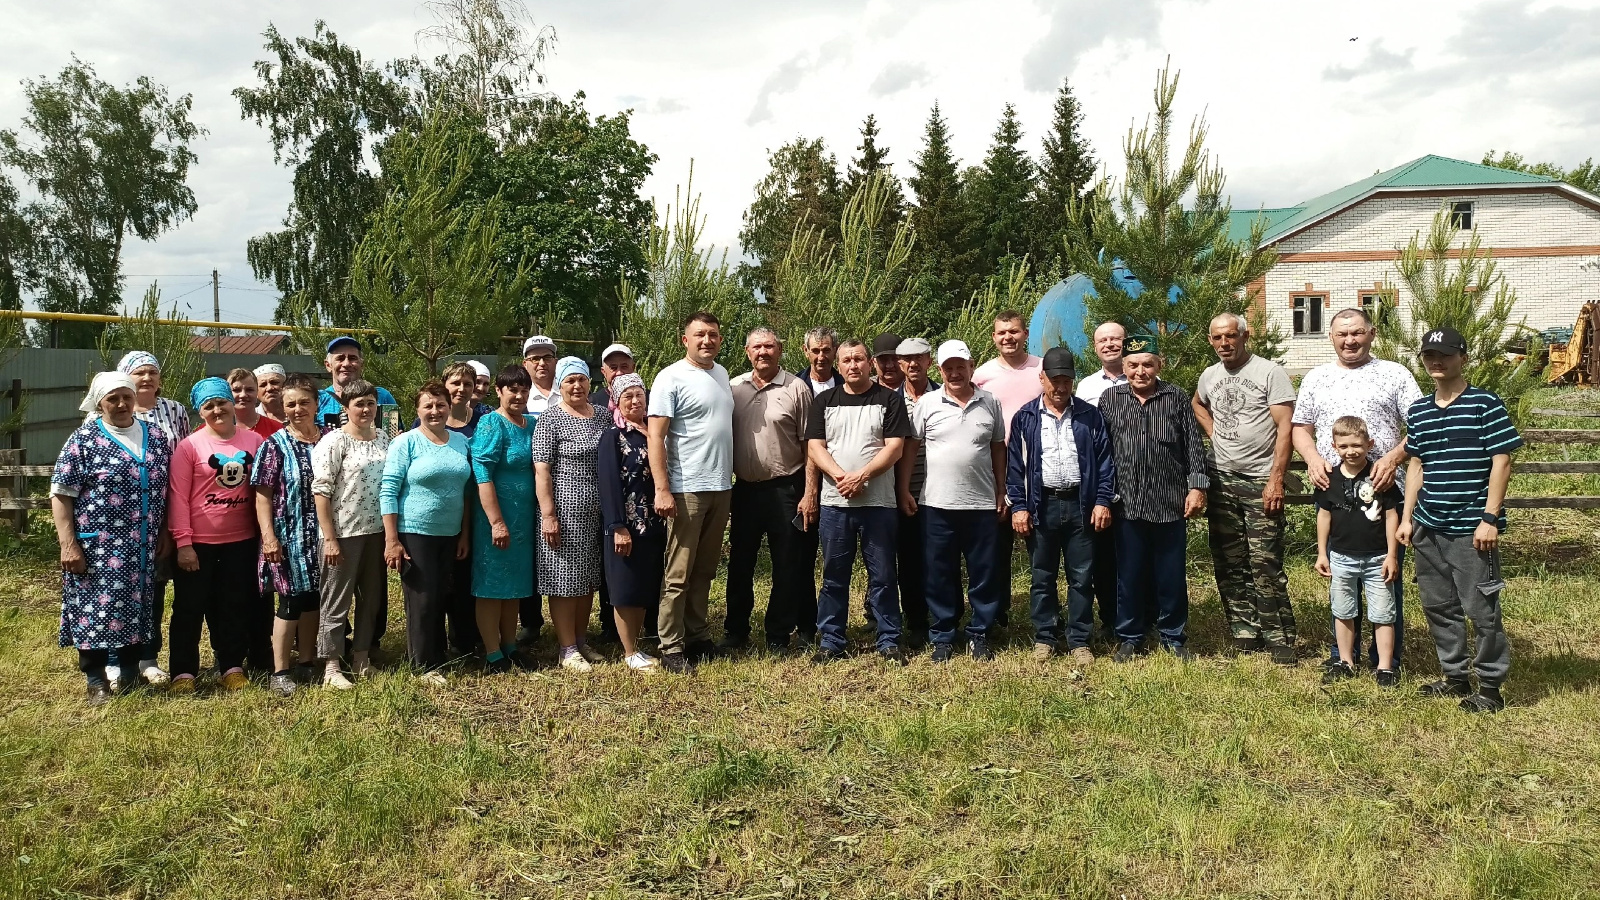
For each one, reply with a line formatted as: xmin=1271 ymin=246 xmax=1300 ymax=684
xmin=1036 ymin=79 xmax=1097 ymax=269
xmin=844 ymin=114 xmax=906 ymax=227
xmin=1063 ymin=62 xmax=1278 ymax=389
xmin=906 ymin=103 xmax=979 ymax=334
xmin=968 ymin=104 xmax=1038 ymax=277
xmin=737 ymin=138 xmax=843 ymax=301
xmin=1374 ymin=205 xmax=1542 ymax=416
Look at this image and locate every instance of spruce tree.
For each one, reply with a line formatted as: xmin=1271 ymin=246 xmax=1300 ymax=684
xmin=968 ymin=104 xmax=1038 ymax=278
xmin=907 ymin=103 xmax=979 ymax=333
xmin=1036 ymin=78 xmax=1097 ymax=269
xmin=844 ymin=114 xmax=906 ymax=224
xmin=737 ymin=137 xmax=843 ymax=300
xmin=1063 ymin=63 xmax=1278 ymax=389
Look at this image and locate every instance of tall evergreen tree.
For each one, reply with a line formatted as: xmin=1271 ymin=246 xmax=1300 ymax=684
xmin=906 ymin=103 xmax=978 ymax=333
xmin=844 ymin=114 xmax=906 ymax=227
xmin=968 ymin=103 xmax=1037 ymax=277
xmin=1036 ymin=78 xmax=1097 ymax=268
xmin=737 ymin=137 xmax=842 ymax=300
xmin=1063 ymin=63 xmax=1277 ymax=389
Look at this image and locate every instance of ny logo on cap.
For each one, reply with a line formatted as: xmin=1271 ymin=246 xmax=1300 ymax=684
xmin=1426 ymin=330 xmax=1443 ymax=343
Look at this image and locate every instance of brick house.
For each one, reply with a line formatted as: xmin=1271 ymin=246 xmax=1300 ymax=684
xmin=1230 ymin=155 xmax=1600 ymax=371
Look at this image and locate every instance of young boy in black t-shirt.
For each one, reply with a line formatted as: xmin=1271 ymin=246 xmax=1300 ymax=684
xmin=1313 ymin=416 xmax=1402 ymax=686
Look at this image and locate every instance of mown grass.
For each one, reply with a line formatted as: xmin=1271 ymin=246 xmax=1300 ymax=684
xmin=3 ymin=408 xmax=1600 ymax=898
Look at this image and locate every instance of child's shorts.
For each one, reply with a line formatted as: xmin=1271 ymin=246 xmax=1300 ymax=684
xmin=1329 ymin=551 xmax=1395 ymax=624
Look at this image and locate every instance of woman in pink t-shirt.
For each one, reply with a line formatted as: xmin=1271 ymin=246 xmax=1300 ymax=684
xmin=166 ymin=378 xmax=265 ymax=693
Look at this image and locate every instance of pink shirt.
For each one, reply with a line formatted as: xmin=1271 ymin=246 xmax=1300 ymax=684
xmin=973 ymin=354 xmax=1043 ymax=439
xmin=167 ymin=428 xmax=265 ymax=547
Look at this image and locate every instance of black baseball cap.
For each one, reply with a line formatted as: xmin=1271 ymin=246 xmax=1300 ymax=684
xmin=1042 ymin=346 xmax=1076 ymax=377
xmin=873 ymin=332 xmax=903 ymax=358
xmin=1420 ymin=326 xmax=1467 ymax=355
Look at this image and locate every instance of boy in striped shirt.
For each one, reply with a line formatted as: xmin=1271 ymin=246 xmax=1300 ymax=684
xmin=1397 ymin=326 xmax=1522 ymax=713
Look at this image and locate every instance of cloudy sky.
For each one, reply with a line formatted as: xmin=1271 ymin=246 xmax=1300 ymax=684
xmin=2 ymin=0 xmax=1597 ymax=325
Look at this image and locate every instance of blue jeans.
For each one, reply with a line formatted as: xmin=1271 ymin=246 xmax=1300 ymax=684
xmin=1328 ymin=546 xmax=1406 ymax=667
xmin=923 ymin=507 xmax=1001 ymax=646
xmin=1025 ymin=492 xmax=1097 ymax=648
xmin=1114 ymin=518 xmax=1188 ymax=647
xmin=817 ymin=506 xmax=902 ymax=652
xmin=1328 ymin=552 xmax=1396 ymax=624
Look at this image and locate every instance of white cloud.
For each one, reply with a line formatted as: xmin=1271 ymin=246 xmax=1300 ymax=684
xmin=1 ymin=0 xmax=1597 ymax=323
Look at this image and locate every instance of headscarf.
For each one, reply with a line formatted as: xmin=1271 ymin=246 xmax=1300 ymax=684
xmin=253 ymin=363 xmax=286 ymax=380
xmin=609 ymin=373 xmax=646 ymax=430
xmin=190 ymin=377 xmax=234 ymax=411
xmin=117 ymin=351 xmax=160 ymax=375
xmin=79 ymin=372 xmax=137 ymax=417
xmin=555 ymin=356 xmax=590 ymax=387
xmin=467 ymin=360 xmax=491 ymax=379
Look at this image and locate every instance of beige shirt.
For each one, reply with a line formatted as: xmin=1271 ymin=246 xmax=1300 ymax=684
xmin=730 ymin=368 xmax=812 ymax=482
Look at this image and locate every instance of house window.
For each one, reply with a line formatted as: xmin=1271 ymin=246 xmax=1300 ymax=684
xmin=1451 ymin=201 xmax=1475 ymax=230
xmin=1359 ymin=290 xmax=1395 ymax=326
xmin=1292 ymin=294 xmax=1325 ymax=335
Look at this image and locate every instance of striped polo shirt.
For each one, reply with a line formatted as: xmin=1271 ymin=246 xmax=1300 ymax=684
xmin=1404 ymin=387 xmax=1522 ymax=535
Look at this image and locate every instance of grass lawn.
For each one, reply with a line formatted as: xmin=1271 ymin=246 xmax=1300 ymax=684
xmin=4 ymin=406 xmax=1600 ymax=897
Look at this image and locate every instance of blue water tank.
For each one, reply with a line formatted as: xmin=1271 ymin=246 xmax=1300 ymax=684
xmin=1028 ymin=262 xmax=1181 ymax=355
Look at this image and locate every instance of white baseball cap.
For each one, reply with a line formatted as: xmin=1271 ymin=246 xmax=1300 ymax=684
xmin=600 ymin=343 xmax=634 ymax=362
xmin=936 ymin=339 xmax=972 ymax=366
xmin=522 ymin=335 xmax=556 ymax=357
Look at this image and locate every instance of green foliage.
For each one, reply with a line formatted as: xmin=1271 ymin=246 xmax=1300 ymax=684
xmin=843 ymin=114 xmax=907 ymax=247
xmin=1375 ymin=205 xmax=1543 ymax=412
xmin=1035 ymin=78 xmax=1097 ymax=270
xmin=618 ymin=165 xmax=761 ymax=382
xmin=1481 ymin=150 xmax=1600 ymax=194
xmin=947 ymin=257 xmax=1040 ymax=360
xmin=738 ymin=137 xmax=843 ymax=300
xmin=907 ymin=103 xmax=980 ymax=332
xmin=968 ymin=104 xmax=1038 ymax=279
xmin=1065 ymin=62 xmax=1278 ymax=390
xmin=771 ymin=173 xmax=917 ymax=372
xmin=0 ymin=172 xmax=25 ymax=311
xmin=234 ymin=22 xmax=417 ymax=327
xmin=416 ymin=0 xmax=556 ymax=141
xmin=96 ymin=283 xmax=204 ymax=407
xmin=349 ymin=113 xmax=525 ymax=391
xmin=0 ymin=57 xmax=202 ymax=348
xmin=493 ymin=93 xmax=656 ymax=340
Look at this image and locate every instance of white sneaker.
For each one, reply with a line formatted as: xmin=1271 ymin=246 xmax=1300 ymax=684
xmin=140 ymin=662 xmax=170 ymax=686
xmin=419 ymin=671 xmax=448 ymax=687
xmin=324 ymin=668 xmax=355 ymax=690
xmin=625 ymin=652 xmax=660 ymax=671
xmin=559 ymin=648 xmax=593 ymax=673
xmin=105 ymin=664 xmax=122 ymax=692
xmin=577 ymin=644 xmax=606 ymax=664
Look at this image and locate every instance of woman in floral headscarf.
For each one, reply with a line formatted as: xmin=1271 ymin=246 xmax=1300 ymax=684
xmin=51 ymin=373 xmax=173 ymax=705
xmin=595 ymin=373 xmax=665 ymax=672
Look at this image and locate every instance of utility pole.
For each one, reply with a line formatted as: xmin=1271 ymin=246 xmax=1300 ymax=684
xmin=212 ymin=268 xmax=221 ymax=353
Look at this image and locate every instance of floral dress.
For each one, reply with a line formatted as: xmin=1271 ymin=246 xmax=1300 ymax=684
xmin=597 ymin=425 xmax=668 ymax=607
xmin=251 ymin=429 xmax=322 ymax=598
xmin=531 ymin=405 xmax=608 ymax=596
xmin=51 ymin=420 xmax=172 ymax=649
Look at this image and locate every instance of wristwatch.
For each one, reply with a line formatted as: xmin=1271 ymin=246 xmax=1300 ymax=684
xmin=1480 ymin=511 xmax=1501 ymax=525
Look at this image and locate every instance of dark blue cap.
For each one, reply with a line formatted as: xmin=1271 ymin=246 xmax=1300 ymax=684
xmin=326 ymin=335 xmax=362 ymax=354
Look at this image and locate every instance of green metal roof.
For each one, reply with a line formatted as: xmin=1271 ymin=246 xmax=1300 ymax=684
xmin=1230 ymin=155 xmax=1559 ymax=246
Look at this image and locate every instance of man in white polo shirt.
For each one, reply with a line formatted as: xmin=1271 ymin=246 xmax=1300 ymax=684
xmin=904 ymin=339 xmax=1008 ymax=662
xmin=1073 ymin=320 xmax=1128 ymax=640
xmin=521 ymin=335 xmax=558 ymax=418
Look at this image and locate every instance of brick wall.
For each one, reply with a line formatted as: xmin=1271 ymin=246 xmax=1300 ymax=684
xmin=1259 ymin=190 xmax=1600 ymax=370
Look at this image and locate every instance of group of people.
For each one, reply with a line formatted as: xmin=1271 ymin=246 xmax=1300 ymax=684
xmin=53 ymin=305 xmax=1521 ymax=714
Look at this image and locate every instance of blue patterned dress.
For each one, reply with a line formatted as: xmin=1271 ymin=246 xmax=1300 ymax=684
xmin=51 ymin=420 xmax=173 ymax=649
xmin=469 ymin=410 xmax=537 ymax=599
xmin=251 ymin=429 xmax=322 ymax=597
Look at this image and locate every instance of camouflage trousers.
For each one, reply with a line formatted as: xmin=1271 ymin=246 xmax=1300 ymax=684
xmin=1207 ymin=470 xmax=1296 ymax=647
